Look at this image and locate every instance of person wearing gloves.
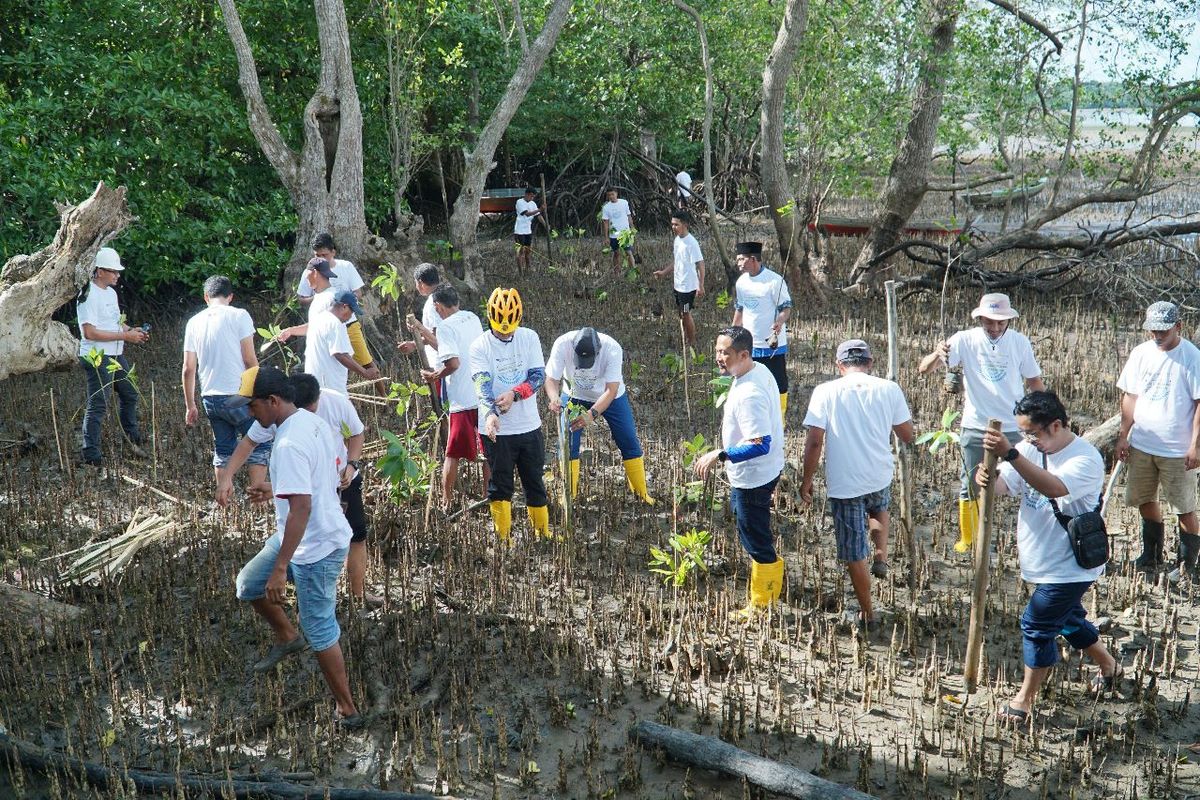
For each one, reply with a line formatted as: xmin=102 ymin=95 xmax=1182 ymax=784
xmin=544 ymin=327 xmax=654 ymax=504
xmin=731 ymin=241 xmax=791 ymax=415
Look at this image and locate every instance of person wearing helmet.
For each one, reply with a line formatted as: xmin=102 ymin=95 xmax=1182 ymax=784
xmin=77 ymin=246 xmax=150 ymax=466
xmin=543 ymin=327 xmax=654 ymax=505
xmin=469 ymin=287 xmax=551 ymax=540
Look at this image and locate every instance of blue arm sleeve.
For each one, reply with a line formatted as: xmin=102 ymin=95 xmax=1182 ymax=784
xmin=726 ymin=435 xmax=771 ymax=463
xmin=473 ymin=371 xmax=499 ymax=416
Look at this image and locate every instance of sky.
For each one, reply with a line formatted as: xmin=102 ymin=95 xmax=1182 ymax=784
xmin=1077 ymin=8 xmax=1199 ymax=83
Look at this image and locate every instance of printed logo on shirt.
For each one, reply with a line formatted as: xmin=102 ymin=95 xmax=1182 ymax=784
xmin=741 ymin=295 xmax=761 ymax=310
xmin=1143 ymin=373 xmax=1172 ymax=402
xmin=1022 ymin=485 xmax=1050 ymax=512
xmin=574 ymin=369 xmax=598 ymax=390
xmin=979 ymin=352 xmax=1009 ymax=383
xmin=495 ymin=354 xmax=524 ymax=384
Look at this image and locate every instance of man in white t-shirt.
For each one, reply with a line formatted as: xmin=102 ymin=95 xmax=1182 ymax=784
xmin=544 ymin=327 xmax=654 ymax=505
xmin=694 ymin=327 xmax=786 ymax=618
xmin=419 ymin=284 xmax=488 ymax=510
xmin=469 ymin=287 xmax=550 ymax=541
xmin=600 ymin=188 xmax=636 ymax=274
xmin=305 ymin=291 xmax=376 ymax=394
xmin=653 ymin=210 xmax=705 ymax=347
xmin=1115 ymin=301 xmax=1200 ymax=578
xmin=182 ymin=275 xmax=268 ymax=484
xmin=732 ymin=241 xmax=792 ymax=415
xmin=918 ymin=292 xmax=1044 ymax=555
xmin=977 ymin=390 xmax=1120 ymax=725
xmin=279 ymin=257 xmax=381 ymax=384
xmin=297 ymin=234 xmax=376 ymax=374
xmin=675 ymin=170 xmax=693 ymax=208
xmin=802 ymin=340 xmax=914 ymax=627
xmin=229 ymin=366 xmax=363 ymax=730
xmin=77 ymin=247 xmax=150 ymax=466
xmin=398 ymin=263 xmax=444 ymax=408
xmin=513 ymin=187 xmax=543 ymax=272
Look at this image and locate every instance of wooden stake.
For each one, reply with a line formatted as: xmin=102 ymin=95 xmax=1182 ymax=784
xmin=680 ymin=317 xmax=692 ymax=423
xmin=423 ymin=415 xmax=443 ymax=530
xmin=557 ymin=396 xmax=573 ymax=535
xmin=150 ymin=380 xmax=158 ymax=483
xmin=885 ymin=280 xmax=918 ymax=586
xmin=49 ymin=388 xmax=66 ymax=473
xmin=964 ymin=417 xmax=1002 ymax=693
xmin=540 ymin=172 xmax=552 ymax=260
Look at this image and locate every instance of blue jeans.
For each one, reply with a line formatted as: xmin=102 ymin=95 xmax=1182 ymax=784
xmin=1021 ymin=581 xmax=1100 ymax=668
xmin=730 ymin=475 xmax=780 ymax=564
xmin=568 ymin=393 xmax=643 ymax=460
xmin=236 ymin=536 xmax=348 ymax=652
xmin=202 ymin=395 xmax=270 ymax=468
xmin=79 ymin=354 xmax=140 ymax=462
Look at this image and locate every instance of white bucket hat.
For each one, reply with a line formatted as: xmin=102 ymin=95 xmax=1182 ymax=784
xmin=971 ymin=292 xmax=1018 ymax=320
xmin=94 ymin=247 xmax=124 ymax=272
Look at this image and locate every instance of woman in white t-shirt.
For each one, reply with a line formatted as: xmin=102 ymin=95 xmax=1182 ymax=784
xmin=978 ymin=390 xmax=1121 ymax=726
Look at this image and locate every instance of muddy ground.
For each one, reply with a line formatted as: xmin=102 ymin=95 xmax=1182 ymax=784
xmin=1 ymin=228 xmax=1199 ymax=799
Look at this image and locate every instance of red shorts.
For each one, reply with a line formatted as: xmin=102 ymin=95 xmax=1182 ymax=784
xmin=446 ymin=409 xmax=482 ymax=460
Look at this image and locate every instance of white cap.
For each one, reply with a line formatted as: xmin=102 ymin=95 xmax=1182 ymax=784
xmin=95 ymin=247 xmax=124 ymax=272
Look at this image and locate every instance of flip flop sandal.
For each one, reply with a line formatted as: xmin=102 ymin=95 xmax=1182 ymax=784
xmin=997 ymin=705 xmax=1031 ymax=725
xmin=1092 ymin=664 xmax=1125 ymax=693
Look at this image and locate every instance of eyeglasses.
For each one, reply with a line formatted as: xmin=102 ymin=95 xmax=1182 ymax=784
xmin=1018 ymin=426 xmax=1047 ymax=442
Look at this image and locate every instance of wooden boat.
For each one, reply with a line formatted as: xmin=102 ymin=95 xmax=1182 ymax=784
xmin=965 ymin=177 xmax=1047 ymax=208
xmin=479 ymin=188 xmax=527 ymax=214
xmin=807 ymin=216 xmax=965 ymax=238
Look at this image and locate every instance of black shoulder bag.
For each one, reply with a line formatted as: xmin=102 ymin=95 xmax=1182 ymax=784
xmin=1042 ymin=453 xmax=1109 ymax=569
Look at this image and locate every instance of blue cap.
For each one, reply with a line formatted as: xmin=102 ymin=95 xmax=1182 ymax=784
xmin=333 ymin=289 xmax=362 ymax=316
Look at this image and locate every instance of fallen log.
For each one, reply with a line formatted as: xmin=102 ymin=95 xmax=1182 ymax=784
xmin=0 ymin=728 xmax=440 ymax=799
xmin=629 ymin=720 xmax=875 ymax=799
xmin=0 ymin=582 xmax=84 ymax=644
xmin=1082 ymin=412 xmax=1120 ymax=465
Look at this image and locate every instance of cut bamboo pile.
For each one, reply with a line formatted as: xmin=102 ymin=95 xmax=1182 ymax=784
xmin=48 ymin=508 xmax=177 ymax=586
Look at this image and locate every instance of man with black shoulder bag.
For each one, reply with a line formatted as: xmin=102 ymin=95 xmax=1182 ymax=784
xmin=977 ymin=390 xmax=1121 ymax=726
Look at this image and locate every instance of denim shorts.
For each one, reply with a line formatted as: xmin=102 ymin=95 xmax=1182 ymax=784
xmin=829 ymin=487 xmax=890 ymax=562
xmin=202 ymin=395 xmax=270 ymax=468
xmin=235 ymin=536 xmax=348 ymax=652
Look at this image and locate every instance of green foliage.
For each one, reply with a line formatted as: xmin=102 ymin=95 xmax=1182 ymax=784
xmin=628 ymin=361 xmax=644 ymax=383
xmin=371 ymin=263 xmax=403 ymax=302
xmin=376 ymin=429 xmax=434 ymax=502
xmin=387 ymin=380 xmax=432 ymax=417
xmin=708 ymin=374 xmax=732 ymax=408
xmin=915 ymin=408 xmax=962 ymax=454
xmin=660 ymin=352 xmax=683 ymax=379
xmin=715 ymin=289 xmax=732 ymax=310
xmin=648 ymin=529 xmax=712 ymax=588
xmin=680 ymin=433 xmax=708 ymax=469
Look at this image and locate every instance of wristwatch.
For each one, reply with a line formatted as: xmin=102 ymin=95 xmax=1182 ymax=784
xmin=1003 ymin=448 xmax=1019 ymax=463
xmin=717 ymin=450 xmax=729 ymax=463
xmin=348 ymin=459 xmax=362 ymax=470
xmin=589 ymin=408 xmax=599 ymax=421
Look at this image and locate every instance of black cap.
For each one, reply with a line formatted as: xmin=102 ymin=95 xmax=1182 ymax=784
xmin=574 ymin=327 xmax=600 ymax=369
xmin=306 ymin=257 xmax=337 ymax=279
xmin=735 ymin=241 xmax=763 ymax=257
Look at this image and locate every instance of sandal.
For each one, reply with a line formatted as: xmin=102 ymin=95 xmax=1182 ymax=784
xmin=997 ymin=704 xmax=1030 ymax=725
xmin=1092 ymin=664 xmax=1125 ymax=693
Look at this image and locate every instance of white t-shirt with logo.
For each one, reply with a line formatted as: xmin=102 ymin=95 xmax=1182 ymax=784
xmin=735 ymin=268 xmax=791 ymax=350
xmin=267 ymin=409 xmax=352 ymax=565
xmin=722 ymin=363 xmax=785 ymax=489
xmin=296 ymin=258 xmax=364 ymax=299
xmin=947 ymin=327 xmax=1041 ymax=432
xmin=469 ymin=327 xmax=544 ymax=435
xmin=673 ymin=233 xmax=703 ymax=293
xmin=802 ymin=372 xmax=912 ymax=499
xmin=514 ymin=198 xmax=539 ymax=235
xmin=249 ymin=388 xmax=363 ymax=476
xmin=304 ymin=310 xmax=353 ymax=394
xmin=183 ymin=304 xmax=255 ymax=395
xmin=77 ymin=282 xmax=124 ymax=357
xmin=602 ymin=199 xmax=632 ymax=235
xmin=435 ymin=310 xmax=485 ymax=412
xmin=1117 ymin=338 xmax=1200 ymax=457
xmin=546 ymin=331 xmax=626 ymax=404
xmin=997 ymin=437 xmax=1105 ymax=584
xmin=420 ymin=294 xmax=439 ymax=368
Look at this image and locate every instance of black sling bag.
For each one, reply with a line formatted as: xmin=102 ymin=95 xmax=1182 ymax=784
xmin=1043 ymin=453 xmax=1109 ymax=569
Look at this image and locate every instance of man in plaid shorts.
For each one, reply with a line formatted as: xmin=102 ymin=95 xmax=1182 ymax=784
xmin=801 ymin=340 xmax=913 ymax=626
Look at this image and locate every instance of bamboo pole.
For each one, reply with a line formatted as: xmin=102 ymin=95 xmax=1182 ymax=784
xmin=49 ymin=388 xmax=66 ymax=473
xmin=964 ymin=417 xmax=1002 ymax=693
xmin=150 ymin=380 xmax=158 ymax=482
xmin=558 ymin=396 xmax=573 ymax=535
xmin=884 ymin=280 xmax=918 ymax=585
xmin=680 ymin=317 xmax=692 ymax=423
xmin=540 ymin=172 xmax=552 ymax=261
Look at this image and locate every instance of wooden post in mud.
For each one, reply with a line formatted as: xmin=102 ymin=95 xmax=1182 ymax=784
xmin=540 ymin=172 xmax=552 ymax=261
xmin=680 ymin=317 xmax=692 ymax=422
xmin=885 ymin=280 xmax=918 ymax=585
xmin=964 ymin=417 xmax=1002 ymax=693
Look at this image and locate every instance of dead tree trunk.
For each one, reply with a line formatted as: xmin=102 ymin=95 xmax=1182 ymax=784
xmin=845 ymin=0 xmax=958 ymax=292
xmin=0 ymin=182 xmax=132 ymax=382
xmin=219 ymin=0 xmax=373 ymax=282
xmin=446 ymin=0 xmax=573 ymax=288
xmin=630 ymin=720 xmax=875 ymax=799
xmin=0 ymin=583 xmax=83 ymax=647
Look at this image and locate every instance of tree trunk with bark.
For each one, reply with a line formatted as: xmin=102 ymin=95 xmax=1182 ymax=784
xmin=218 ymin=0 xmax=373 ymax=282
xmin=0 ymin=182 xmax=132 ymax=382
xmin=447 ymin=0 xmax=574 ymax=288
xmin=846 ymin=0 xmax=958 ymax=292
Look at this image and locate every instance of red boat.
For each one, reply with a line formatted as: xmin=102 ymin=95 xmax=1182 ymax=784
xmin=479 ymin=188 xmax=526 ymax=214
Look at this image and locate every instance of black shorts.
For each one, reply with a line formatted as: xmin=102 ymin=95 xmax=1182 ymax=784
xmin=482 ymin=428 xmax=548 ymax=506
xmin=340 ymin=472 xmax=369 ymax=543
xmin=609 ymin=236 xmax=632 ymax=252
xmin=753 ymin=353 xmax=789 ymax=395
xmin=673 ymin=290 xmax=697 ymax=313
xmin=514 ymin=233 xmax=533 ymax=247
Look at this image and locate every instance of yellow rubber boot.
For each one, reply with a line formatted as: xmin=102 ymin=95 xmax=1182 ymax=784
xmin=779 ymin=392 xmax=788 ymax=416
xmin=527 ymin=505 xmax=552 ymax=539
xmin=955 ymin=498 xmax=979 ymax=554
xmin=622 ymin=457 xmax=657 ymax=505
xmin=735 ymin=558 xmax=785 ymax=618
xmin=489 ymin=500 xmax=512 ymax=543
xmin=569 ymin=459 xmax=580 ymax=499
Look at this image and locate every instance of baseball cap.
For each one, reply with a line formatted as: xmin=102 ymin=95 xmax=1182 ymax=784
xmin=734 ymin=241 xmax=763 ymax=257
xmin=574 ymin=328 xmax=601 ymax=369
xmin=333 ymin=289 xmax=363 ymax=316
xmin=225 ymin=365 xmax=289 ymax=408
xmin=306 ymin=257 xmax=337 ymax=279
xmin=836 ymin=339 xmax=872 ymax=363
xmin=95 ymin=247 xmax=124 ymax=272
xmin=1143 ymin=301 xmax=1180 ymax=331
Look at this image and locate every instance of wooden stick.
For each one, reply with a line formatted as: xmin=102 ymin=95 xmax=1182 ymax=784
xmin=443 ymin=497 xmax=489 ymax=522
xmin=49 ymin=388 xmax=66 ymax=473
xmin=884 ymin=280 xmax=918 ymax=586
xmin=119 ymin=473 xmax=207 ymax=515
xmin=150 ymin=379 xmax=158 ymax=483
xmin=423 ymin=417 xmax=442 ymax=530
xmin=540 ymin=171 xmax=552 ymax=260
xmin=680 ymin=317 xmax=691 ymax=423
xmin=558 ymin=396 xmax=573 ymax=535
xmin=629 ymin=720 xmax=874 ymax=799
xmin=964 ymin=417 xmax=1003 ymax=693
